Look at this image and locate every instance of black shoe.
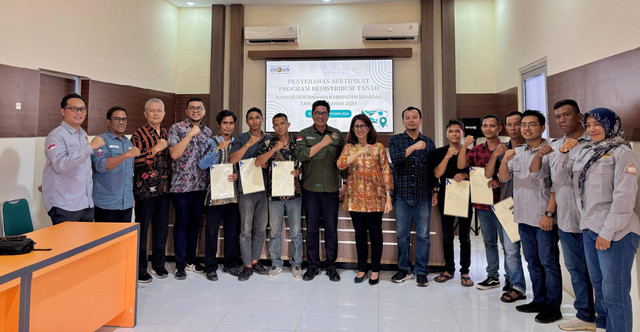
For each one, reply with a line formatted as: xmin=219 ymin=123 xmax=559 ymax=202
xmin=251 ymin=262 xmax=268 ymax=275
xmin=391 ymin=270 xmax=414 ymax=283
xmin=152 ymin=267 xmax=169 ymax=279
xmin=476 ymin=276 xmax=500 ymax=290
xmin=416 ymin=274 xmax=429 ymax=287
xmin=326 ymin=268 xmax=341 ymax=282
xmin=223 ymin=266 xmax=241 ymax=277
xmin=138 ymin=271 xmax=152 ymax=283
xmin=303 ymin=267 xmax=320 ymax=281
xmin=206 ymin=270 xmax=218 ymax=281
xmin=238 ymin=266 xmax=253 ymax=281
xmin=534 ymin=308 xmax=563 ymax=324
xmin=516 ymin=301 xmax=545 ymax=313
xmin=174 ymin=267 xmax=187 ymax=280
xmin=369 ymin=275 xmax=379 ymax=285
xmin=502 ymin=279 xmax=512 ymax=293
xmin=354 ymin=272 xmax=366 ymax=284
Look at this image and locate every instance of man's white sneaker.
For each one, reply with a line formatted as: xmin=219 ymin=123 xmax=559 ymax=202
xmin=268 ymin=266 xmax=282 ymax=278
xmin=558 ymin=318 xmax=596 ymax=331
xmin=292 ymin=266 xmax=303 ymax=278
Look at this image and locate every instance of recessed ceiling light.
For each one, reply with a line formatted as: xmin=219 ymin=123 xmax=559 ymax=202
xmin=323 ymin=0 xmax=331 ymax=2
xmin=186 ymin=1 xmax=195 ymax=6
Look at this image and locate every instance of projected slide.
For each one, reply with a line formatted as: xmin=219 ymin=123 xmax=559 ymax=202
xmin=265 ymin=59 xmax=393 ymax=133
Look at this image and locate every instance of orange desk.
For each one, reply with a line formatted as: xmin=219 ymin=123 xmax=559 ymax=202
xmin=0 ymin=222 xmax=139 ymax=332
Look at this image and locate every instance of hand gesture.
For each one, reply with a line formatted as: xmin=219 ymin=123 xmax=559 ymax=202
xmin=536 ymin=144 xmax=554 ymax=158
xmin=360 ymin=144 xmax=372 ymax=156
xmin=246 ymin=135 xmax=260 ymax=147
xmin=155 ymin=139 xmax=168 ymax=152
xmin=503 ymin=149 xmax=516 ymax=163
xmin=273 ymin=140 xmax=285 ymax=151
xmin=320 ymin=134 xmax=333 ymax=147
xmin=188 ymin=124 xmax=201 ymax=138
xmin=493 ymin=143 xmax=507 ymax=157
xmin=90 ymin=136 xmax=105 ymax=150
xmin=463 ymin=135 xmax=475 ymax=148
xmin=445 ymin=146 xmax=459 ymax=159
xmin=559 ymin=138 xmax=579 ymax=153
xmin=218 ymin=138 xmax=231 ymax=150
xmin=126 ymin=147 xmax=141 ymax=158
xmin=411 ymin=140 xmax=426 ymax=151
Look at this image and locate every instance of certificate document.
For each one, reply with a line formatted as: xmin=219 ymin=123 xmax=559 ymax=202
xmin=239 ymin=158 xmax=265 ymax=194
xmin=209 ymin=163 xmax=234 ymax=200
xmin=271 ymin=161 xmax=295 ymax=197
xmin=443 ymin=179 xmax=470 ymax=218
xmin=492 ymin=197 xmax=520 ymax=242
xmin=469 ymin=166 xmax=493 ymax=205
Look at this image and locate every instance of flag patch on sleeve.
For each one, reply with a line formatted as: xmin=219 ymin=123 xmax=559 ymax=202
xmin=625 ymin=163 xmax=637 ymax=176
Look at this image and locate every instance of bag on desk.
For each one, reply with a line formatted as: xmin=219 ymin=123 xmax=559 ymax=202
xmin=0 ymin=235 xmax=37 ymax=255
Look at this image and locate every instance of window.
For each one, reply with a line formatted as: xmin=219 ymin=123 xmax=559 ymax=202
xmin=520 ymin=60 xmax=549 ymax=139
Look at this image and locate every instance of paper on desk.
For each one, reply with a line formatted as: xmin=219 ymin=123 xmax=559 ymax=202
xmin=239 ymin=157 xmax=265 ymax=194
xmin=492 ymin=197 xmax=520 ymax=242
xmin=209 ymin=163 xmax=235 ymax=200
xmin=443 ymin=179 xmax=470 ymax=218
xmin=271 ymin=161 xmax=295 ymax=197
xmin=470 ymin=167 xmax=493 ymax=205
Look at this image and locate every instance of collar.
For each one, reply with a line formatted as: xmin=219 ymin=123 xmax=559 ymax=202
xmin=520 ymin=138 xmax=548 ymax=152
xmin=104 ymin=130 xmax=125 ymax=141
xmin=402 ymin=130 xmax=425 ymax=142
xmin=60 ymin=121 xmax=84 ymax=135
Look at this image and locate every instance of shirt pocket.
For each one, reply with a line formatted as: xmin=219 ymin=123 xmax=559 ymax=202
xmin=587 ymin=161 xmax=614 ymax=199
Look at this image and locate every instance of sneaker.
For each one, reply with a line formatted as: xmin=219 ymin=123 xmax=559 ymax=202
xmin=223 ymin=266 xmax=241 ymax=277
xmin=535 ymin=308 xmax=563 ymax=324
xmin=416 ymin=274 xmax=429 ymax=287
xmin=185 ymin=263 xmax=205 ymax=274
xmin=303 ymin=267 xmax=320 ymax=281
xmin=174 ymin=267 xmax=187 ymax=280
xmin=595 ymin=328 xmax=606 ymax=332
xmin=138 ymin=271 xmax=152 ymax=283
xmin=152 ymin=267 xmax=169 ymax=279
xmin=558 ymin=318 xmax=596 ymax=331
xmin=238 ymin=266 xmax=253 ymax=281
xmin=476 ymin=276 xmax=500 ymax=290
xmin=326 ymin=268 xmax=341 ymax=282
xmin=502 ymin=279 xmax=512 ymax=293
xmin=391 ymin=270 xmax=414 ymax=283
xmin=206 ymin=270 xmax=218 ymax=281
xmin=268 ymin=266 xmax=283 ymax=278
xmin=292 ymin=266 xmax=303 ymax=278
xmin=251 ymin=262 xmax=268 ymax=275
xmin=516 ymin=301 xmax=545 ymax=313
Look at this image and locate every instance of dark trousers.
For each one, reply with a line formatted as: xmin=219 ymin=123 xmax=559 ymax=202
xmin=302 ymin=189 xmax=339 ymax=269
xmin=204 ymin=203 xmax=240 ymax=272
xmin=135 ymin=195 xmax=169 ymax=272
xmin=48 ymin=206 xmax=94 ymax=225
xmin=172 ymin=191 xmax=205 ymax=269
xmin=350 ymin=211 xmax=383 ymax=272
xmin=94 ymin=206 xmax=133 ymax=222
xmin=438 ymin=201 xmax=471 ymax=275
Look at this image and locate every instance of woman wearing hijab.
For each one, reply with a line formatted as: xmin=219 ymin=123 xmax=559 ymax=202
xmin=552 ymin=107 xmax=639 ymax=332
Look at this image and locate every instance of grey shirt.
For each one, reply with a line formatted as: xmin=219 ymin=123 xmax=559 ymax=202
xmin=552 ymin=145 xmax=640 ymax=241
xmin=505 ymin=140 xmax=552 ymax=228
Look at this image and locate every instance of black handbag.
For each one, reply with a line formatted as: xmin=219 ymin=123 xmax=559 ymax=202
xmin=0 ymin=235 xmax=49 ymax=255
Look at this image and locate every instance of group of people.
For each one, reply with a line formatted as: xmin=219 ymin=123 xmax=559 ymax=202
xmin=41 ymin=94 xmax=639 ymax=332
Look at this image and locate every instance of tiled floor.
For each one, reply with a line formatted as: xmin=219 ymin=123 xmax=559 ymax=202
xmin=98 ymin=237 xmax=577 ymax=332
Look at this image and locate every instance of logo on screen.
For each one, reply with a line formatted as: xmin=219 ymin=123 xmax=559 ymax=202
xmin=269 ymin=65 xmax=290 ymax=73
xmin=361 ymin=110 xmax=389 ymax=128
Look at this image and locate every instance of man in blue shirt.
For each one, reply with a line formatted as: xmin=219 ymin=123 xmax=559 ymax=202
xmin=91 ymin=106 xmax=140 ymax=222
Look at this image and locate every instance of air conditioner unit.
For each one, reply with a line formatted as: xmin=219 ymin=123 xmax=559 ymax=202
xmin=245 ymin=26 xmax=299 ymax=44
xmin=362 ymin=23 xmax=419 ymax=42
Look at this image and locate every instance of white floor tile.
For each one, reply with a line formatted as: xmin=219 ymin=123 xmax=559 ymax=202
xmin=297 ymin=301 xmax=378 ymax=332
xmin=216 ymin=299 xmax=306 ymax=330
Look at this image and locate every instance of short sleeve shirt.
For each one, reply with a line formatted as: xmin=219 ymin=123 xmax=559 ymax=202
xmin=167 ymin=119 xmax=212 ymax=193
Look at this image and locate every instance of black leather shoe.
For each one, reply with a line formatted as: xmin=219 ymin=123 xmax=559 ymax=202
xmin=303 ymin=267 xmax=320 ymax=281
xmin=206 ymin=270 xmax=218 ymax=281
xmin=223 ymin=266 xmax=241 ymax=277
xmin=516 ymin=301 xmax=545 ymax=313
xmin=326 ymin=268 xmax=341 ymax=282
xmin=238 ymin=266 xmax=253 ymax=281
xmin=354 ymin=272 xmax=366 ymax=284
xmin=534 ymin=308 xmax=562 ymax=324
xmin=368 ymin=277 xmax=379 ymax=285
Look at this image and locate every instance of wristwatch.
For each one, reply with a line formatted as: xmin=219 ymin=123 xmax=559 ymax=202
xmin=544 ymin=211 xmax=555 ymax=218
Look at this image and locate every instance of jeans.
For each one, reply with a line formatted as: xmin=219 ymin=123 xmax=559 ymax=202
xmin=502 ymin=227 xmax=526 ymax=293
xmin=558 ymin=230 xmax=595 ymax=322
xmin=268 ymin=198 xmax=303 ymax=268
xmin=519 ymin=224 xmax=562 ymax=310
xmin=583 ymin=230 xmax=639 ymax=331
xmin=135 ymin=195 xmax=169 ymax=272
xmin=238 ymin=191 xmax=269 ymax=267
xmin=172 ymin=191 xmax=205 ymax=269
xmin=204 ymin=203 xmax=240 ymax=272
xmin=476 ymin=209 xmax=510 ymax=280
xmin=350 ymin=211 xmax=383 ymax=272
xmin=438 ymin=201 xmax=471 ymax=275
xmin=393 ymin=196 xmax=431 ymax=275
xmin=94 ymin=206 xmax=133 ymax=223
xmin=48 ymin=207 xmax=94 ymax=225
xmin=302 ymin=189 xmax=339 ymax=270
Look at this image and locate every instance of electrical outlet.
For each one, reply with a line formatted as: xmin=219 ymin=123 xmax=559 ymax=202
xmin=16 ymin=102 xmax=22 ymax=110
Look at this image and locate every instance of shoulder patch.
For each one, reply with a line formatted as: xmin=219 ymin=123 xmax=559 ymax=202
xmin=296 ymin=136 xmax=303 ymax=141
xmin=625 ymin=163 xmax=637 ymax=176
xmin=331 ymin=132 xmax=338 ymax=139
xmin=47 ymin=144 xmax=56 ymax=150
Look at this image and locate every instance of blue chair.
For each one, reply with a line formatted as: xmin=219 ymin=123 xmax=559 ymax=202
xmin=1 ymin=198 xmax=34 ymax=236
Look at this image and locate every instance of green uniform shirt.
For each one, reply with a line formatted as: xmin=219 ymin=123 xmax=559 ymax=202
xmin=295 ymin=125 xmax=345 ymax=193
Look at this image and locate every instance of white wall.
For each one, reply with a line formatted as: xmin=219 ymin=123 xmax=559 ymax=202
xmin=175 ymin=8 xmax=212 ymax=94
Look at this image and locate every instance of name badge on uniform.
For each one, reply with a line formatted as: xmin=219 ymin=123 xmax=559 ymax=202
xmin=109 ymin=145 xmax=120 ymax=149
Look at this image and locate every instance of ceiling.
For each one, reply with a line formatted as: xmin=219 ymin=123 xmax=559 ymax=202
xmin=167 ymin=0 xmax=408 ymax=7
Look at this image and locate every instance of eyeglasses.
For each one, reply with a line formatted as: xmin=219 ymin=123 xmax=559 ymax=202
xmin=354 ymin=124 xmax=369 ymax=130
xmin=65 ymin=106 xmax=87 ymax=113
xmin=188 ymin=106 xmax=204 ymax=111
xmin=521 ymin=122 xmax=540 ymax=129
xmin=111 ymin=117 xmax=128 ymax=123
xmin=312 ymin=111 xmax=329 ymax=117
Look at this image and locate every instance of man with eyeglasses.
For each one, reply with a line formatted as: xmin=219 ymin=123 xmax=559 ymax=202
xmin=43 ymin=93 xmax=103 ymax=225
xmin=90 ymin=106 xmax=140 ymax=222
xmin=167 ymin=97 xmax=212 ymax=280
xmin=295 ymin=100 xmax=346 ymax=282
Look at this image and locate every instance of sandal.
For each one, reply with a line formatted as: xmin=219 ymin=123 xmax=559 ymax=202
xmin=434 ymin=272 xmax=454 ymax=283
xmin=500 ymin=289 xmax=526 ymax=303
xmin=460 ymin=275 xmax=474 ymax=287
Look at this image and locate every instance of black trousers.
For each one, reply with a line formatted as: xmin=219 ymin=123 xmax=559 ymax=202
xmin=350 ymin=211 xmax=383 ymax=272
xmin=94 ymin=206 xmax=133 ymax=223
xmin=48 ymin=206 xmax=94 ymax=225
xmin=204 ymin=203 xmax=240 ymax=272
xmin=438 ymin=200 xmax=472 ymax=275
xmin=135 ymin=195 xmax=170 ymax=272
xmin=302 ymin=189 xmax=339 ymax=269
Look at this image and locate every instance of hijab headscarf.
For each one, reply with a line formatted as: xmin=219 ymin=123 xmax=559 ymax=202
xmin=578 ymin=107 xmax=630 ymax=193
